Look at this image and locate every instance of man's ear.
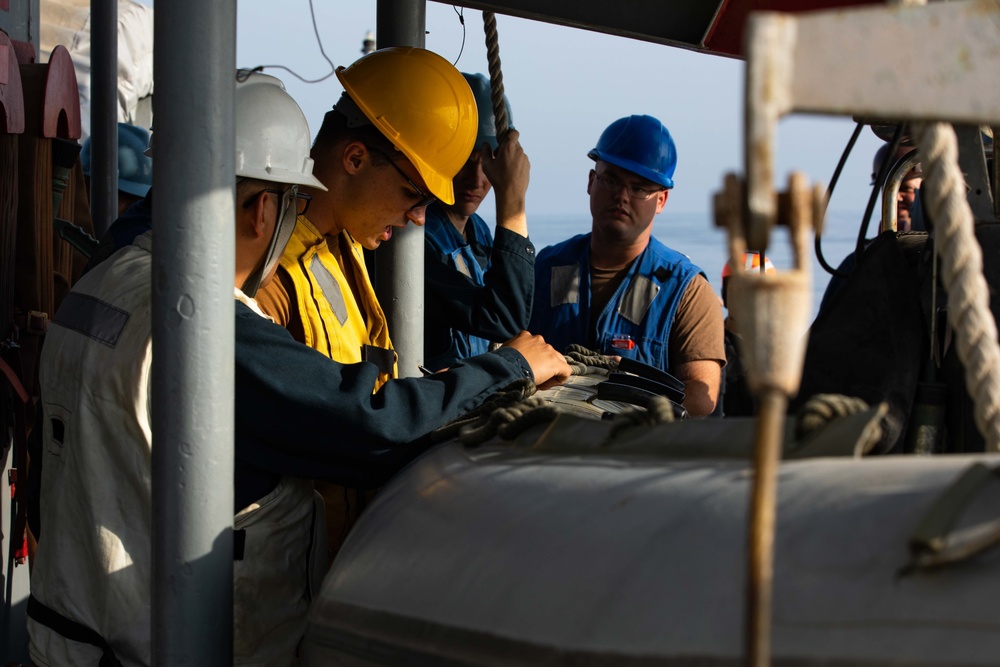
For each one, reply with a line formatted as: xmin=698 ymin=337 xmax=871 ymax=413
xmin=343 ymin=141 xmax=368 ymax=174
xmin=242 ymin=191 xmax=270 ymax=240
xmin=655 ymin=188 xmax=669 ymax=213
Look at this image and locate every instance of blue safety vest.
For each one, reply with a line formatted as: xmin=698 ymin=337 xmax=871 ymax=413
xmin=530 ymin=233 xmax=703 ymax=372
xmin=424 ymin=207 xmax=493 ymax=363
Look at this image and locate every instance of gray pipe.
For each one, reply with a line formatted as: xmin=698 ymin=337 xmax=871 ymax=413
xmin=880 ymin=151 xmax=922 ymax=233
xmin=151 ymin=0 xmax=236 ymax=664
xmin=89 ymin=0 xmax=117 ymax=237
xmin=374 ymin=0 xmax=426 ymax=378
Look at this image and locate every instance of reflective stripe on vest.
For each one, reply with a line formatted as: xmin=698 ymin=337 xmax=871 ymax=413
xmin=619 ymin=274 xmax=659 ymax=325
xmin=280 ymin=218 xmax=396 ymax=391
xmin=550 ymin=264 xmax=581 ymax=307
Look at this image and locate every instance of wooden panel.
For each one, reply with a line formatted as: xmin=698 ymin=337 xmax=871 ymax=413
xmin=15 ymin=135 xmax=53 ymax=321
xmin=41 ymin=45 xmax=80 ymax=139
xmin=0 ymin=32 xmax=24 ymax=134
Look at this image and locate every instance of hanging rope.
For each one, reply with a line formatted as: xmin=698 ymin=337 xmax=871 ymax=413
xmin=482 ymin=11 xmax=510 ymax=140
xmin=913 ymin=122 xmax=1000 ymax=452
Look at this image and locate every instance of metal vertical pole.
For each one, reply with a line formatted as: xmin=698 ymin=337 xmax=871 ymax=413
xmin=90 ymin=0 xmax=117 ymax=237
xmin=151 ymin=0 xmax=236 ymax=664
xmin=375 ymin=0 xmax=426 ymax=378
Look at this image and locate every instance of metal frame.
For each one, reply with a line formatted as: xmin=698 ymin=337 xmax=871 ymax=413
xmin=151 ymin=0 xmax=237 ymax=663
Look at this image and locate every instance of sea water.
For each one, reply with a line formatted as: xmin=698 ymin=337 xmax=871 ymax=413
xmin=522 ymin=209 xmax=867 ymax=323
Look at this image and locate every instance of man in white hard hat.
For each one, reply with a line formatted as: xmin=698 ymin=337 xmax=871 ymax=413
xmin=28 ymin=70 xmax=568 ymax=667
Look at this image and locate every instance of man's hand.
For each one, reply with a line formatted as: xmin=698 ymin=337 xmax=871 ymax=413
xmin=501 ymin=331 xmax=571 ymax=389
xmin=481 ymin=129 xmax=529 ymax=238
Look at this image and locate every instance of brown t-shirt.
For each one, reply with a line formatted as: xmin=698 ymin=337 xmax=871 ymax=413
xmin=589 ymin=263 xmax=631 ymax=347
xmin=255 ymin=269 xmax=308 ymax=345
xmin=669 ymin=274 xmax=726 ymax=367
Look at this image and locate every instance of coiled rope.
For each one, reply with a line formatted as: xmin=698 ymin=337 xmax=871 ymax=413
xmin=795 ymin=393 xmax=872 ymax=440
xmin=913 ymin=122 xmax=1000 ymax=452
xmin=607 ymin=396 xmax=678 ymax=438
xmin=564 ymin=344 xmax=619 ymax=376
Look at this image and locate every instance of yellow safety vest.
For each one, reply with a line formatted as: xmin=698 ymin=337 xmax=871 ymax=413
xmin=280 ymin=217 xmax=397 ymax=391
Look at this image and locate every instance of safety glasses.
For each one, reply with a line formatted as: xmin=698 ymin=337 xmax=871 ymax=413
xmin=242 ymin=187 xmax=311 ymax=217
xmin=369 ymin=148 xmax=437 ymax=210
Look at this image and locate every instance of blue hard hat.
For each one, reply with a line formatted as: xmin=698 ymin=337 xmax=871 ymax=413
xmin=462 ymin=72 xmax=514 ymax=152
xmin=81 ymin=122 xmax=153 ymax=198
xmin=588 ymin=115 xmax=677 ymax=189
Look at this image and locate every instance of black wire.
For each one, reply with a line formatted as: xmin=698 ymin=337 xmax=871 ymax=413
xmin=815 ymin=122 xmax=864 ymax=278
xmin=254 ymin=0 xmax=338 ymax=84
xmin=855 ymin=124 xmax=904 ymax=263
xmin=451 ymin=6 xmax=467 ymax=66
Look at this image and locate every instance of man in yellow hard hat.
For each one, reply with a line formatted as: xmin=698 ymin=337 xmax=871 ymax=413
xmin=258 ymin=48 xmax=532 ymax=390
xmin=255 ymin=48 xmax=569 ymax=554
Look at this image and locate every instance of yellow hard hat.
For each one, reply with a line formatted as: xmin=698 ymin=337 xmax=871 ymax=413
xmin=336 ymin=47 xmax=477 ymax=206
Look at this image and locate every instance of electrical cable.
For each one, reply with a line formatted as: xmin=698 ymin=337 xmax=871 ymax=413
xmin=253 ymin=0 xmax=337 ymax=84
xmin=816 ymin=122 xmax=864 ymax=278
xmin=451 ymin=6 xmax=467 ymax=65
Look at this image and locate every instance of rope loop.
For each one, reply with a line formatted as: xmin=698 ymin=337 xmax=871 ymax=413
xmin=564 ymin=344 xmax=619 ymax=373
xmin=795 ymin=393 xmax=870 ymax=440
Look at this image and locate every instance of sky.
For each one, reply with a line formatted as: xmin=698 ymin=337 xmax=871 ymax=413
xmin=233 ymin=1 xmax=885 ymax=220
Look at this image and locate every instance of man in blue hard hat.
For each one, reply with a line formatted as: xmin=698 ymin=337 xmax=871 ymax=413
xmin=80 ymin=123 xmax=154 ymax=274
xmin=81 ymin=121 xmax=153 ymax=217
xmin=422 ymin=72 xmax=535 ymax=371
xmin=529 ymin=115 xmax=725 ymax=416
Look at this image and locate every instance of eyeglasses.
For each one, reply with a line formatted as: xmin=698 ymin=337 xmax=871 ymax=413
xmin=593 ymin=171 xmax=664 ymax=201
xmin=242 ymin=186 xmax=312 ymax=217
xmin=369 ymin=148 xmax=437 ymax=210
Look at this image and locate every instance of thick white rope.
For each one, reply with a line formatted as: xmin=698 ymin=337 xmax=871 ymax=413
xmin=913 ymin=122 xmax=1000 ymax=451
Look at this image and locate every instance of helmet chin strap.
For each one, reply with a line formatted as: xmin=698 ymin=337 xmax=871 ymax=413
xmin=242 ymin=188 xmax=298 ymax=297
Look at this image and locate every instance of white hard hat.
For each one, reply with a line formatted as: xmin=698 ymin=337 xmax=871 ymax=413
xmin=235 ymin=70 xmax=327 ymax=191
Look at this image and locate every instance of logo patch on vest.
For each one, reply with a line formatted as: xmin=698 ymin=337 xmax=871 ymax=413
xmin=618 ymin=275 xmax=659 ymax=325
xmin=308 ymin=255 xmax=348 ymax=327
xmin=52 ymin=292 xmax=131 ymax=348
xmin=550 ymin=265 xmax=580 ymax=306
